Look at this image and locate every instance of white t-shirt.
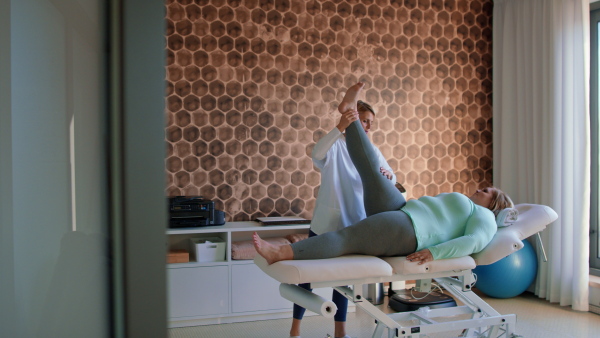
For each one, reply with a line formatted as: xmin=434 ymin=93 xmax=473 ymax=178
xmin=310 ymin=127 xmax=395 ymax=235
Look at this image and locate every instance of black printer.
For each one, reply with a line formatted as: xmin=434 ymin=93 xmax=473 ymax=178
xmin=168 ymin=196 xmax=225 ymax=228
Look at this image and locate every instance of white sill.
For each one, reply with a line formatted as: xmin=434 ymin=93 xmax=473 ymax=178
xmin=590 ymin=274 xmax=600 ymax=288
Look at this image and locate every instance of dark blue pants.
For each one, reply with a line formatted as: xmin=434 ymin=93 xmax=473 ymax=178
xmin=292 ymin=230 xmax=348 ymax=322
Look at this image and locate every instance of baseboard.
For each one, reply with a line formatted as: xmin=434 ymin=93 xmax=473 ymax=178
xmin=168 ymin=305 xmax=357 ymax=328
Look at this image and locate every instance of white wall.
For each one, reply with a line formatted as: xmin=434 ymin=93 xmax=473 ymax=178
xmin=1 ymin=0 xmax=109 ymax=336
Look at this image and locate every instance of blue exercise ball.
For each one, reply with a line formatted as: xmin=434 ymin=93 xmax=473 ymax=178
xmin=473 ymin=240 xmax=538 ymax=299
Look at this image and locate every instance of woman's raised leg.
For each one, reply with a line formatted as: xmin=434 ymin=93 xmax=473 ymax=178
xmin=345 ymin=121 xmax=405 ymax=215
xmin=339 ymin=83 xmax=405 ymax=216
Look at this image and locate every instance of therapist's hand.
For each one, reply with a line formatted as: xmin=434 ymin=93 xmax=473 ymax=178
xmin=380 ymin=167 xmax=393 ymax=180
xmin=337 ymin=109 xmax=359 ymax=132
xmin=407 ymin=249 xmax=433 ymax=265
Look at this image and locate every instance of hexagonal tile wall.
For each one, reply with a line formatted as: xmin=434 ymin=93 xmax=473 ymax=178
xmin=165 ymin=0 xmax=494 ymax=222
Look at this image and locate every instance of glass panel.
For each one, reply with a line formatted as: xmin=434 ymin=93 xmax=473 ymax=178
xmin=7 ymin=0 xmax=109 ymax=336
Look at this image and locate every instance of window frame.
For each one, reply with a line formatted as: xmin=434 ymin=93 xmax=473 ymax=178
xmin=590 ymin=2 xmax=600 ymax=276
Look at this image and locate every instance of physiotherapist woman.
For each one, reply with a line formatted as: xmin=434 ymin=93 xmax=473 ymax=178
xmin=289 ymin=100 xmax=396 ymax=338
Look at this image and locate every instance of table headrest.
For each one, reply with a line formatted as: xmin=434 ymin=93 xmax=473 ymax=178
xmin=472 ymin=203 xmax=558 ymax=265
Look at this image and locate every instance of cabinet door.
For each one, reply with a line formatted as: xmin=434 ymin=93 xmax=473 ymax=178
xmin=231 ymin=263 xmax=292 ymax=313
xmin=167 ymin=265 xmax=229 ymax=318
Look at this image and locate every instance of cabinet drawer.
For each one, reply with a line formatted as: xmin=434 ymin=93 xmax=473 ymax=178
xmin=167 ymin=265 xmax=229 ymax=318
xmin=231 ymin=263 xmax=292 ymax=313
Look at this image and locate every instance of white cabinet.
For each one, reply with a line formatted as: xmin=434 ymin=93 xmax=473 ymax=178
xmin=231 ymin=263 xmax=291 ymax=313
xmin=167 ymin=265 xmax=229 ymax=318
xmin=166 ymin=221 xmax=318 ymax=327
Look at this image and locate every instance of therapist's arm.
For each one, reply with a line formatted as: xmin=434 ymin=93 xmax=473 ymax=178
xmin=312 ymin=110 xmax=358 ymax=162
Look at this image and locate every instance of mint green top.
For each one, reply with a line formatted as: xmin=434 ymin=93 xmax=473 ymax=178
xmin=401 ymin=192 xmax=497 ymax=260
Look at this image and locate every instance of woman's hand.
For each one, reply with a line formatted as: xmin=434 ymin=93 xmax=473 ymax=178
xmin=406 ymin=249 xmax=433 ymax=265
xmin=380 ymin=167 xmax=393 ymax=180
xmin=336 ymin=109 xmax=359 ymax=132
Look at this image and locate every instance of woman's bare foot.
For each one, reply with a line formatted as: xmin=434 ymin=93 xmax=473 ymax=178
xmin=338 ymin=82 xmax=365 ymax=114
xmin=253 ymin=232 xmax=293 ymax=264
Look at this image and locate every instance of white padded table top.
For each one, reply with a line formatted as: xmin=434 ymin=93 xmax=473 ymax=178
xmin=254 ymin=254 xmax=477 ymax=285
xmin=254 ymin=254 xmax=392 ymax=285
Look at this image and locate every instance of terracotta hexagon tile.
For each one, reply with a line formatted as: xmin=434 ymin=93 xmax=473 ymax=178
xmin=165 ymin=0 xmax=494 ymax=220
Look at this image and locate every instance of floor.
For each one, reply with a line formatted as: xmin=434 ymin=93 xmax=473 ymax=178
xmin=169 ymin=290 xmax=600 ymax=338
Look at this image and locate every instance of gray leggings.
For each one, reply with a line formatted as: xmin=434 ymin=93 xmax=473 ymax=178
xmin=292 ymin=121 xmax=418 ymax=259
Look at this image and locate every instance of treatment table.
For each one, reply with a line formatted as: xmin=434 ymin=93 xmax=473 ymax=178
xmin=254 ymin=204 xmax=558 ymax=338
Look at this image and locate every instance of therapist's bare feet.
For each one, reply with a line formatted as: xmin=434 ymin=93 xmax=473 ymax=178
xmin=253 ymin=232 xmax=293 ymax=264
xmin=338 ymin=81 xmax=365 ymax=114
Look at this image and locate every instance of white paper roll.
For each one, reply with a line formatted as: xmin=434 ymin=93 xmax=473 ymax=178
xmin=279 ymin=283 xmax=337 ymax=318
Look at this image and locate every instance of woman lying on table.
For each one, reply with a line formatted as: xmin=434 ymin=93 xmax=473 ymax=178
xmin=254 ymin=82 xmax=514 ymax=266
